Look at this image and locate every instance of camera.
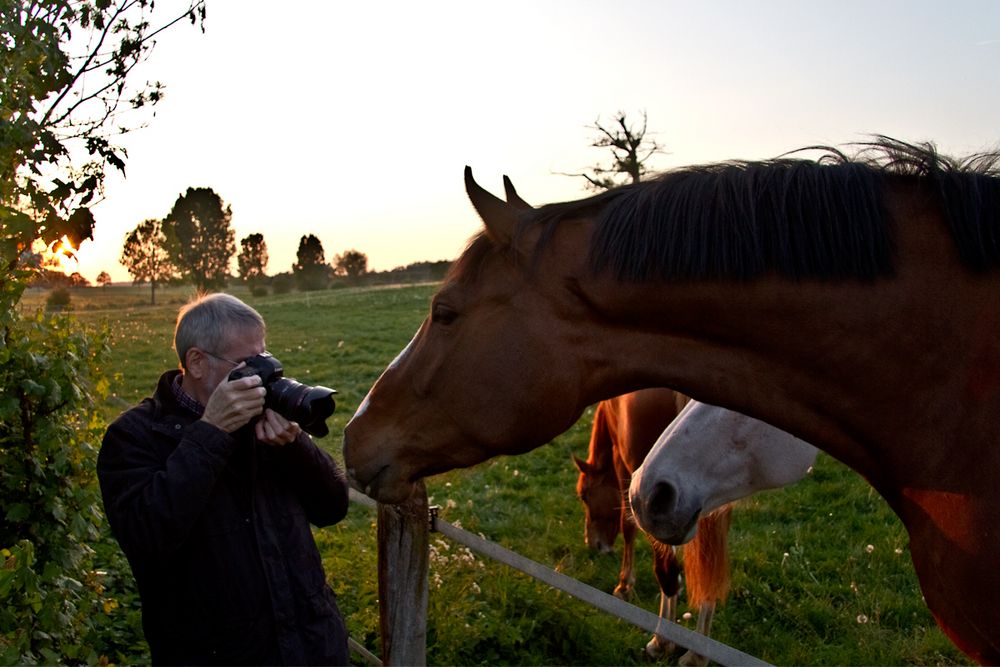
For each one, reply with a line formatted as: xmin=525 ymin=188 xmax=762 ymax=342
xmin=228 ymin=353 xmax=336 ymax=438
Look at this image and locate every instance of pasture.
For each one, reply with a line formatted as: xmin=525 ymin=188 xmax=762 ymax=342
xmin=32 ymin=283 xmax=968 ymax=665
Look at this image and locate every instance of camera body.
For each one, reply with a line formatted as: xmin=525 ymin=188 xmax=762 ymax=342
xmin=228 ymin=353 xmax=336 ymax=437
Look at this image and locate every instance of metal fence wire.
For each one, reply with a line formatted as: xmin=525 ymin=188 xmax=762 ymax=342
xmin=347 ymin=489 xmax=772 ymax=667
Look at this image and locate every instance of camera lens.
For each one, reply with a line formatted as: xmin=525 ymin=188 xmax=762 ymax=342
xmin=266 ymin=378 xmax=336 ymax=437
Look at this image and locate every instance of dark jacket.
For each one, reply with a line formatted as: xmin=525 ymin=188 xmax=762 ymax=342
xmin=97 ymin=370 xmax=350 ymax=665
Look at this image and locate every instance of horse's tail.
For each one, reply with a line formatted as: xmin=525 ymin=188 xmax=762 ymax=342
xmin=682 ymin=504 xmax=733 ymax=606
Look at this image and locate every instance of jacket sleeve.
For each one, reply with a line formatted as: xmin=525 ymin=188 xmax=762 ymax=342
xmin=270 ymin=434 xmax=350 ymax=528
xmin=97 ymin=413 xmax=239 ymax=565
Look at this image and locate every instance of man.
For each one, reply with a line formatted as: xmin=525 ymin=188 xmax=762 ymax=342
xmin=98 ymin=293 xmax=350 ymax=665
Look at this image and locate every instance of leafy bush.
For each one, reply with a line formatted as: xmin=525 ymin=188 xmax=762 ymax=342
xmin=272 ymin=273 xmax=294 ymax=295
xmin=0 ymin=310 xmax=142 ymax=664
xmin=45 ymin=288 xmax=71 ymax=311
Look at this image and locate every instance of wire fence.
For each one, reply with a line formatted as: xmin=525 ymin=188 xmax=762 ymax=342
xmin=347 ymin=489 xmax=772 ymax=667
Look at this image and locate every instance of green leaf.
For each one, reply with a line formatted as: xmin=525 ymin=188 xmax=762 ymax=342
xmin=21 ymin=379 xmax=45 ymax=398
xmin=0 ymin=569 xmax=15 ymax=597
xmin=5 ymin=503 xmax=30 ymax=522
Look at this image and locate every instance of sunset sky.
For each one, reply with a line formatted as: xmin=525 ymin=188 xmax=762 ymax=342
xmin=69 ymin=0 xmax=1000 ymax=283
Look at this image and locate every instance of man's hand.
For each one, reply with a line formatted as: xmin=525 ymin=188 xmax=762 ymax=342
xmin=201 ymin=375 xmax=266 ymax=433
xmin=255 ymin=408 xmax=302 ymax=446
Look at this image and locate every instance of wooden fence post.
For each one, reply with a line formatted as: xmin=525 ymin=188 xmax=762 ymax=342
xmin=377 ymin=480 xmax=429 ymax=666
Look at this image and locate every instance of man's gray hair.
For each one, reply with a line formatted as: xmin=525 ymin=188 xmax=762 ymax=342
xmin=174 ymin=293 xmax=265 ymax=369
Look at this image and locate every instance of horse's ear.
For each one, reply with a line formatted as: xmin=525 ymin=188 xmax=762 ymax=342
xmin=572 ymin=454 xmax=593 ymax=474
xmin=502 ymin=175 xmax=533 ymax=211
xmin=465 ymin=166 xmax=517 ymax=246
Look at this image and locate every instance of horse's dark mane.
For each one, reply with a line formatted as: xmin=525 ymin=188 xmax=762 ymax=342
xmin=523 ymin=136 xmax=1000 ymax=281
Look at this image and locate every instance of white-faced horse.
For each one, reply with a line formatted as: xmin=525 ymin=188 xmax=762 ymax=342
xmin=628 ymin=397 xmax=818 ymax=545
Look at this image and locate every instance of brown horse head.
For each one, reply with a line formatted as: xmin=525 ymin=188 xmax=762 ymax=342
xmin=573 ymin=453 xmax=621 ymax=553
xmin=343 ymin=169 xmax=601 ymax=503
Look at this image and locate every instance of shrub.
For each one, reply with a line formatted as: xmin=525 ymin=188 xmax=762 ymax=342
xmin=272 ymin=273 xmax=294 ymax=295
xmin=45 ymin=288 xmax=71 ymax=310
xmin=0 ymin=311 xmax=142 ymax=663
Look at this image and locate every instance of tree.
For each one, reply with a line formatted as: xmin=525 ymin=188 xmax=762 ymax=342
xmin=0 ymin=3 xmax=204 ymax=663
xmin=333 ymin=249 xmax=369 ymax=279
xmin=0 ymin=1 xmax=205 ymax=317
xmin=121 ymin=219 xmax=178 ymax=305
xmin=293 ymin=234 xmax=329 ymax=291
xmin=96 ymin=271 xmax=112 ymax=289
xmin=238 ymin=233 xmax=269 ymax=286
xmin=68 ymin=272 xmax=89 ymax=287
xmin=163 ymin=187 xmax=235 ymax=292
xmin=560 ymin=110 xmax=666 ymax=191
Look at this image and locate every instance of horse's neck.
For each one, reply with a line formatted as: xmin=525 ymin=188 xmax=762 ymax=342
xmin=577 ymin=216 xmax=1000 ymax=662
xmin=583 ymin=278 xmax=887 ymax=480
xmin=899 ymin=489 xmax=1000 ymax=663
xmin=598 ymin=283 xmax=1000 ymax=663
xmin=581 ymin=267 xmax=1000 ymax=495
xmin=587 ymin=401 xmax=618 ymax=469
xmin=618 ymin=389 xmax=680 ymax=472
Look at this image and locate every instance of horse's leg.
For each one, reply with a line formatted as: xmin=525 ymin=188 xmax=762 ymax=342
xmin=614 ymin=505 xmax=637 ymax=599
xmin=679 ymin=505 xmax=733 ymax=667
xmin=646 ymin=540 xmax=681 ymax=658
xmin=678 ymin=601 xmax=715 ymax=667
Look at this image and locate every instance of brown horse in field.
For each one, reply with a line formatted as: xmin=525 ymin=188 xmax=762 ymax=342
xmin=344 ymin=138 xmax=1000 ymax=663
xmin=575 ymin=388 xmax=732 ymax=666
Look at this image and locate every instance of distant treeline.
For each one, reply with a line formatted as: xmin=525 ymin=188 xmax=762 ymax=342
xmin=29 ymin=260 xmax=453 ymax=290
xmin=364 ymin=260 xmax=452 ymax=285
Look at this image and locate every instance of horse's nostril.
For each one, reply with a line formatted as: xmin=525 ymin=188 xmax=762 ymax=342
xmin=648 ymin=480 xmax=677 ymax=517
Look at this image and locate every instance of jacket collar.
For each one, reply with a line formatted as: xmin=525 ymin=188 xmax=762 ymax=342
xmin=149 ymin=370 xmax=202 ymax=437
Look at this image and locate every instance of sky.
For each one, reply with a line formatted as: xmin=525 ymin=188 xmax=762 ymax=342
xmin=68 ymin=0 xmax=1000 ymax=284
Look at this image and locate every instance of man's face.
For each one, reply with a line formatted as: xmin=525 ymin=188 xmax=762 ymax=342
xmin=185 ymin=326 xmax=266 ymax=404
xmin=205 ymin=329 xmax=266 ymax=386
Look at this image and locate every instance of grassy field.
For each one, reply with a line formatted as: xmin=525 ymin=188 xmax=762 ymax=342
xmin=27 ymin=283 xmax=970 ymax=665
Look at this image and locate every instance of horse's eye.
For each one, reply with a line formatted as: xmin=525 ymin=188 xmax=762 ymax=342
xmin=431 ymin=304 xmax=458 ymax=325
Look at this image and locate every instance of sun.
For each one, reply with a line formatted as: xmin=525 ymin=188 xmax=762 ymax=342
xmin=32 ymin=235 xmax=79 ymax=274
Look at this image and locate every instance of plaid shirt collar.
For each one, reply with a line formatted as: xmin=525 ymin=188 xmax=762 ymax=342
xmin=172 ymin=373 xmax=205 ymax=417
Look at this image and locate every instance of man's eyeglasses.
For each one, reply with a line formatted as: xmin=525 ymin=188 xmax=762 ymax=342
xmin=203 ymin=350 xmax=248 ymax=368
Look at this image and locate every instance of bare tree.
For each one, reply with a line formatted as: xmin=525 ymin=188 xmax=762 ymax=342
xmin=559 ymin=110 xmax=666 ymax=191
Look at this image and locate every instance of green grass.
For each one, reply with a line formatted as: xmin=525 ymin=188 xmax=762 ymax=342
xmin=42 ymin=283 xmax=970 ymax=665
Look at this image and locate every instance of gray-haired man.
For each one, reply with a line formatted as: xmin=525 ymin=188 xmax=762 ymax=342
xmin=98 ymin=293 xmax=350 ymax=665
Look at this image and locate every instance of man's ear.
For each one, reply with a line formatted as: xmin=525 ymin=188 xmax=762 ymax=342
xmin=185 ymin=348 xmax=208 ymax=379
